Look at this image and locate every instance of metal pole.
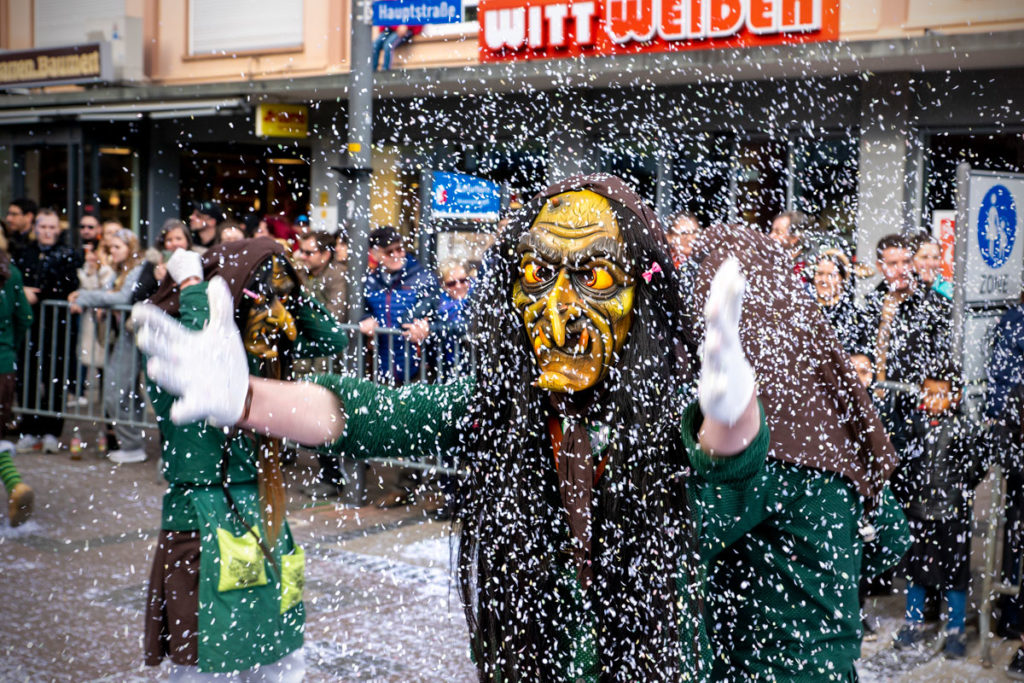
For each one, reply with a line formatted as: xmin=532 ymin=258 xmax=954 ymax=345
xmin=951 ymin=162 xmax=971 ymax=371
xmin=343 ymin=0 xmax=374 ymax=328
xmin=339 ymin=0 xmax=374 ymax=506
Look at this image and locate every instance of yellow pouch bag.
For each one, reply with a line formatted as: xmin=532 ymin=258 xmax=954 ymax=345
xmin=216 ymin=527 xmax=269 ymax=592
xmin=280 ymin=545 xmax=305 ymax=614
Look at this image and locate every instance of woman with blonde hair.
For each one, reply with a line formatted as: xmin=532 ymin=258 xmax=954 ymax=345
xmin=69 ymin=228 xmax=148 ymax=463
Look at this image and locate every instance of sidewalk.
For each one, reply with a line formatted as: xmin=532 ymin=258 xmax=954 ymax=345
xmin=0 ymin=426 xmax=1021 ymax=681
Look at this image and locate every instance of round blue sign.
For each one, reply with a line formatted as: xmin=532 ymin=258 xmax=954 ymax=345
xmin=977 ymin=184 xmax=1018 ymax=268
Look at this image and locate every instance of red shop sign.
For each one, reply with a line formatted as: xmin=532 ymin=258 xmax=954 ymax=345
xmin=479 ymin=0 xmax=839 ymax=62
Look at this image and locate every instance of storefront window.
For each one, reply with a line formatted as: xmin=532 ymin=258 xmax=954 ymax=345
xmin=734 ymin=136 xmax=788 ymax=232
xmin=666 ymin=132 xmax=734 ymax=228
xmin=792 ymin=133 xmax=858 ymax=238
xmin=599 ymin=143 xmax=658 ymax=207
xmin=924 ymin=131 xmax=1024 ymax=216
xmin=180 ymin=144 xmax=310 ymax=223
xmin=87 ymin=145 xmax=140 ymax=230
xmin=14 ymin=146 xmax=69 ymax=220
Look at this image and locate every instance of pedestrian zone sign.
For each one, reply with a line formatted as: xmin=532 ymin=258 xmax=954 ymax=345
xmin=963 ymin=171 xmax=1024 ymax=304
xmin=373 ymin=0 xmax=462 ymax=26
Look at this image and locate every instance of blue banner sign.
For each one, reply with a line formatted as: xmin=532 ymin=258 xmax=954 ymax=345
xmin=373 ymin=0 xmax=461 ymax=26
xmin=431 ymin=171 xmax=500 ymax=221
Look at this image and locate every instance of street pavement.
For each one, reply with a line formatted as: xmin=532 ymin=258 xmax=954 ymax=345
xmin=0 ymin=422 xmax=473 ymax=683
xmin=1 ymin=421 xmax=1021 ymax=682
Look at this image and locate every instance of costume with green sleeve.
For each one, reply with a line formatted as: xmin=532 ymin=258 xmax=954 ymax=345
xmin=1 ymin=258 xmax=33 ymax=526
xmin=143 ymin=243 xmax=348 ymax=674
xmin=309 ymin=373 xmax=770 ymax=678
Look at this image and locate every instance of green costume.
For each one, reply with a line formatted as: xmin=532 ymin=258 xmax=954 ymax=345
xmin=309 ymin=375 xmax=775 ymax=678
xmin=1 ymin=262 xmax=33 ymax=526
xmin=702 ymin=463 xmax=908 ymax=680
xmin=0 ymin=262 xmax=32 ymax=375
xmin=309 ymin=375 xmax=909 ymax=680
xmin=146 ymin=281 xmax=346 ymax=673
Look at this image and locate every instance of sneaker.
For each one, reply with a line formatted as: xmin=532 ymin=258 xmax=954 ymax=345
xmin=41 ymin=435 xmax=60 ymax=453
xmin=108 ymin=448 xmax=147 ymax=464
xmin=300 ymin=482 xmax=342 ymax=500
xmin=15 ymin=435 xmax=41 ymax=453
xmin=893 ymin=623 xmax=923 ymax=650
xmin=942 ymin=630 xmax=967 ymax=659
xmin=1009 ymin=648 xmax=1024 ymax=681
xmin=8 ymin=482 xmax=34 ymax=527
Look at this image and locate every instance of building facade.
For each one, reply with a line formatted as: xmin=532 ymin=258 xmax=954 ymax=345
xmin=0 ymin=0 xmax=1022 ymax=269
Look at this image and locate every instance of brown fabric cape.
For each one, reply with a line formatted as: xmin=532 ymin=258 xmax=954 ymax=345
xmin=534 ymin=174 xmax=896 ymax=508
xmin=684 ymin=224 xmax=897 ymax=506
xmin=147 ymin=237 xmax=286 ymax=315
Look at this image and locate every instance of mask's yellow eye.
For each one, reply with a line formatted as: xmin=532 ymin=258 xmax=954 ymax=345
xmin=583 ymin=268 xmax=614 ymax=290
xmin=523 ymin=262 xmax=551 ymax=285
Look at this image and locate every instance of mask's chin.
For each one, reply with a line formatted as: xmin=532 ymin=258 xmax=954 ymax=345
xmin=535 ymin=359 xmax=605 ymax=393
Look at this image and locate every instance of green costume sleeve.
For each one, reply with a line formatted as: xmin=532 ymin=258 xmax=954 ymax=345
xmin=681 ymin=400 xmax=769 ymax=488
xmin=10 ymin=266 xmax=32 ymax=347
xmin=291 ymin=292 xmax=349 ymax=359
xmin=308 ymin=374 xmax=474 ymax=460
xmin=861 ymin=484 xmax=911 ymax=578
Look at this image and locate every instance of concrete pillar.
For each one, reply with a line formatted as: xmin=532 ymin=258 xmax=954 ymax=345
xmin=854 ymin=73 xmax=919 ymax=276
xmin=145 ymin=121 xmax=181 ymax=244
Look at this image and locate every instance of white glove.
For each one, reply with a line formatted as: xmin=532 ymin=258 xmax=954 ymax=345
xmin=699 ymin=257 xmax=756 ymax=426
xmin=133 ymin=276 xmax=250 ymax=427
xmin=165 ymin=249 xmax=202 ymax=284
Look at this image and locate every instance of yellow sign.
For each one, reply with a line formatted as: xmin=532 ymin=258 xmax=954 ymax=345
xmin=255 ymin=103 xmax=308 ymax=139
xmin=347 ymin=142 xmax=362 ymax=153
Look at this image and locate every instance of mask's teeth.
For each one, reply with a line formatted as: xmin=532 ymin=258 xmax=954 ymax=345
xmin=577 ymin=328 xmax=590 ymax=353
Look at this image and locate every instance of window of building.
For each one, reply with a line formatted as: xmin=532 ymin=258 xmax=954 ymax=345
xmin=923 ymin=131 xmax=1024 ymax=217
xmin=189 ymin=0 xmax=304 ymax=55
xmin=34 ymin=0 xmax=123 ymax=47
xmin=791 ymin=132 xmax=858 ymax=238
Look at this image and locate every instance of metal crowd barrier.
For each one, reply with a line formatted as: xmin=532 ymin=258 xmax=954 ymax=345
xmin=875 ymin=378 xmax=1022 ymax=663
xmin=13 ymin=300 xmax=474 ymax=480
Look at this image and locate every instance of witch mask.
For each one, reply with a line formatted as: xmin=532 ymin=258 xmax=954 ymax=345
xmin=512 ymin=190 xmax=636 ymax=393
xmin=241 ymin=254 xmax=299 ymax=359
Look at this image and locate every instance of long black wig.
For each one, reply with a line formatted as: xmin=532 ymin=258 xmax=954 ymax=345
xmin=455 ymin=175 xmax=705 ymax=681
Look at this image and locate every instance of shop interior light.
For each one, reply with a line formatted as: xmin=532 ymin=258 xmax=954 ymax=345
xmin=78 ymin=112 xmax=144 ymax=121
xmin=267 ymin=158 xmax=306 ymax=165
xmin=149 ymin=108 xmax=223 ymax=120
xmin=98 ymin=147 xmax=133 ymax=155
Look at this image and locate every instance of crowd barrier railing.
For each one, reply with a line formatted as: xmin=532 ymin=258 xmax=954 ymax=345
xmin=13 ymin=300 xmax=473 ymax=478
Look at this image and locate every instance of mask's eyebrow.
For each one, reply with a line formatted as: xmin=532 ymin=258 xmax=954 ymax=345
xmin=516 ymin=232 xmax=562 ymax=264
xmin=570 ymin=236 xmax=628 ymax=267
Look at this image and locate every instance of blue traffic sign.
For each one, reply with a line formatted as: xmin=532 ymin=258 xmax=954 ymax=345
xmin=431 ymin=171 xmax=500 ymax=221
xmin=977 ymin=184 xmax=1018 ymax=268
xmin=373 ymin=0 xmax=461 ymax=26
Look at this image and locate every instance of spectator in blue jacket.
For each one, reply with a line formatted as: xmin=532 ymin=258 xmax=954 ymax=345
xmin=358 ymin=226 xmax=438 ymax=384
xmin=987 ymin=301 xmax=1024 ymax=678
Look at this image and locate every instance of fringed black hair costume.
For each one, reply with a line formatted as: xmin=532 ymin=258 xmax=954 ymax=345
xmin=456 ymin=175 xmax=704 ymax=681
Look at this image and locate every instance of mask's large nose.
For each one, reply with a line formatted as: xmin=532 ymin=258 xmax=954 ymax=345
xmin=544 ymin=269 xmax=581 ymax=348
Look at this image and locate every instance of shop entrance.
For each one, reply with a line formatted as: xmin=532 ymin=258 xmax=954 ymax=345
xmin=179 ymin=144 xmax=311 ymax=224
xmin=8 ymin=126 xmax=144 ymax=241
